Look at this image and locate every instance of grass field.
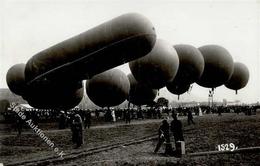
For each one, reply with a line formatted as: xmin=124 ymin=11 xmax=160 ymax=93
xmin=0 ymin=113 xmax=259 ymax=165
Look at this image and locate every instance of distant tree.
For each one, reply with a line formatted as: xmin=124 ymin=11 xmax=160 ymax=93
xmin=0 ymin=99 xmax=10 ymax=112
xmin=157 ymin=97 xmax=169 ymax=107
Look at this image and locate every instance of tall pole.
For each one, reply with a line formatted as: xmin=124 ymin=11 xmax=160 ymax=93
xmin=208 ymin=89 xmax=214 ymax=108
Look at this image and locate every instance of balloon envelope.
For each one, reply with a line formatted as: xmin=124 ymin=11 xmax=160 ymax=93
xmin=196 ymin=45 xmax=234 ymax=88
xmin=25 ymin=13 xmax=156 ymax=86
xmin=6 ymin=64 xmax=83 ymax=109
xmin=225 ymin=62 xmax=249 ymax=91
xmin=6 ymin=63 xmax=27 ymax=96
xmin=24 ymin=81 xmax=83 ymax=109
xmin=173 ymin=44 xmax=204 ymax=85
xmin=86 ymin=69 xmax=130 ymax=107
xmin=26 ymin=87 xmax=83 ymax=109
xmin=166 ymin=81 xmax=190 ymax=95
xmin=127 ymin=74 xmax=158 ymax=105
xmin=129 ymin=39 xmax=179 ymax=89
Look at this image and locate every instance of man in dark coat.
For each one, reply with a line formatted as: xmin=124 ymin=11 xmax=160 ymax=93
xmin=71 ymin=114 xmax=83 ymax=148
xmin=84 ymin=110 xmax=91 ymax=129
xmin=171 ymin=113 xmax=184 ymax=148
xmin=154 ymin=120 xmax=173 ymax=155
xmin=125 ymin=109 xmax=131 ymax=124
xmin=59 ymin=111 xmax=67 ymax=129
xmin=187 ymin=109 xmax=195 ymax=125
xmin=15 ymin=114 xmax=23 ymax=136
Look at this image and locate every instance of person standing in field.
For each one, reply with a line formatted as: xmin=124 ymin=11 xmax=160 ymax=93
xmin=170 ymin=113 xmax=184 ymax=148
xmin=84 ymin=110 xmax=91 ymax=129
xmin=187 ymin=109 xmax=195 ymax=125
xmin=71 ymin=114 xmax=84 ymax=148
xmin=154 ymin=120 xmax=173 ymax=155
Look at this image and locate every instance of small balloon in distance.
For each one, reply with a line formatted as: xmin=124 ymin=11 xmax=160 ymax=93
xmin=225 ymin=62 xmax=249 ymax=93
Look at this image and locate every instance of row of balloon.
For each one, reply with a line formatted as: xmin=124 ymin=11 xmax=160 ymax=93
xmin=86 ymin=39 xmax=249 ymax=108
xmin=6 ymin=13 xmax=157 ymax=110
xmin=5 ymin=13 xmax=249 ymax=110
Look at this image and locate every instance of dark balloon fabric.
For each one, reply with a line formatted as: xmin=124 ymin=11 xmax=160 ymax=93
xmin=6 ymin=63 xmax=27 ymax=96
xmin=86 ymin=69 xmax=130 ymax=108
xmin=25 ymin=86 xmax=83 ymax=110
xmin=129 ymin=39 xmax=179 ymax=89
xmin=127 ymin=73 xmax=157 ymax=105
xmin=172 ymin=44 xmax=204 ymax=85
xmin=6 ymin=13 xmax=156 ymax=109
xmin=196 ymin=45 xmax=234 ymax=88
xmin=166 ymin=81 xmax=190 ymax=95
xmin=166 ymin=44 xmax=204 ymax=96
xmin=225 ymin=62 xmax=249 ymax=91
xmin=25 ymin=13 xmax=156 ymax=85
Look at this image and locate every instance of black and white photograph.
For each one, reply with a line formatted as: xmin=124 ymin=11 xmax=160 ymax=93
xmin=0 ymin=0 xmax=259 ymax=165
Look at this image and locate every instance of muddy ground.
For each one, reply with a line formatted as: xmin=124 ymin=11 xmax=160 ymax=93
xmin=0 ymin=113 xmax=259 ymax=165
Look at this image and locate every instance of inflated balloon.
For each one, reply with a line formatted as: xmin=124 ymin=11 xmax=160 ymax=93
xmin=167 ymin=44 xmax=203 ymax=99
xmin=129 ymin=39 xmax=179 ymax=89
xmin=6 ymin=64 xmax=26 ymax=96
xmin=25 ymin=13 xmax=156 ymax=86
xmin=173 ymin=44 xmax=204 ymax=85
xmin=6 ymin=63 xmax=83 ymax=109
xmin=26 ymin=87 xmax=83 ymax=109
xmin=225 ymin=62 xmax=249 ymax=93
xmin=22 ymin=80 xmax=83 ymax=109
xmin=167 ymin=81 xmax=190 ymax=95
xmin=196 ymin=45 xmax=234 ymax=88
xmin=86 ymin=69 xmax=130 ymax=107
xmin=127 ymin=74 xmax=158 ymax=105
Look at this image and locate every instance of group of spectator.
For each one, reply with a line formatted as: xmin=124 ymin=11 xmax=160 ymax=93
xmin=1 ymin=104 xmax=258 ymax=142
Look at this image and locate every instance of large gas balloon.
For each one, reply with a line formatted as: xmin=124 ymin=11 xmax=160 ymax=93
xmin=25 ymin=13 xmax=156 ymax=86
xmin=166 ymin=81 xmax=190 ymax=96
xmin=6 ymin=13 xmax=156 ymax=110
xmin=6 ymin=64 xmax=83 ymax=109
xmin=225 ymin=62 xmax=249 ymax=92
xmin=127 ymin=74 xmax=158 ymax=105
xmin=167 ymin=44 xmax=203 ymax=98
xmin=26 ymin=87 xmax=83 ymax=109
xmin=86 ymin=69 xmax=130 ymax=107
xmin=173 ymin=44 xmax=204 ymax=85
xmin=196 ymin=45 xmax=234 ymax=88
xmin=129 ymin=39 xmax=179 ymax=89
xmin=6 ymin=63 xmax=26 ymax=96
xmin=23 ymin=80 xmax=83 ymax=109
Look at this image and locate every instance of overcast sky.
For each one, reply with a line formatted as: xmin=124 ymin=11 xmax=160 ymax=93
xmin=0 ymin=0 xmax=259 ymax=104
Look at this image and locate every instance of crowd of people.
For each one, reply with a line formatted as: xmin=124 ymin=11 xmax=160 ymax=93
xmin=1 ymin=105 xmax=257 ymax=125
xmin=0 ymin=104 xmax=258 ymax=148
